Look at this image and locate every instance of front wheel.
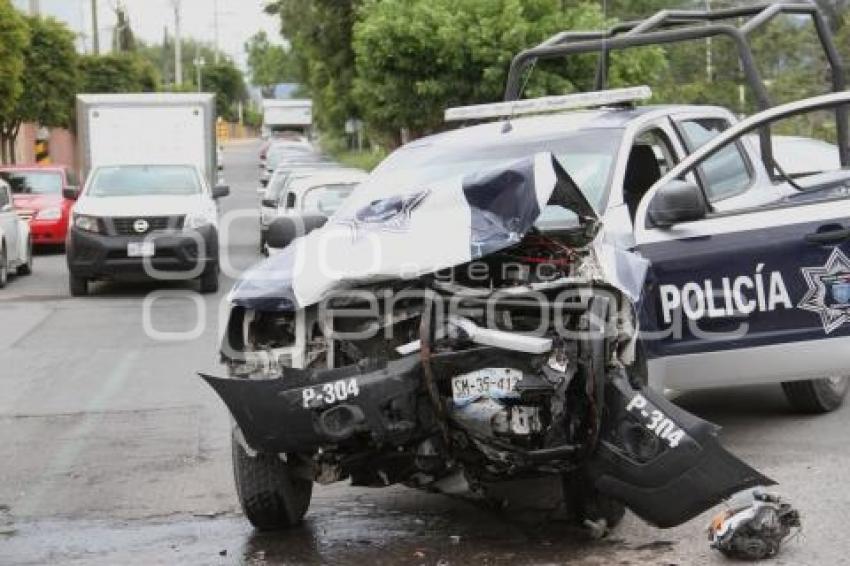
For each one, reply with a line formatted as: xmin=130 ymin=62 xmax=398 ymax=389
xmin=564 ymin=474 xmax=625 ymax=532
xmin=0 ymin=244 xmax=8 ymax=289
xmin=782 ymin=377 xmax=849 ymax=414
xmin=232 ymin=430 xmax=313 ymax=530
xmin=69 ymin=273 xmax=88 ymax=296
xmin=199 ymin=265 xmax=219 ymax=294
xmin=17 ymin=237 xmax=32 ymax=276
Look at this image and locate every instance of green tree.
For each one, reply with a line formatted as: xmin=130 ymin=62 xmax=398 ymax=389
xmin=352 ymin=0 xmax=665 ymax=146
xmin=244 ymin=31 xmax=297 ymax=97
xmin=201 ymin=62 xmax=247 ymax=120
xmin=79 ymin=54 xmax=159 ymax=94
xmin=0 ymin=0 xmax=29 ymax=163
xmin=136 ymin=38 xmax=224 ymax=88
xmin=0 ymin=15 xmax=79 ymax=163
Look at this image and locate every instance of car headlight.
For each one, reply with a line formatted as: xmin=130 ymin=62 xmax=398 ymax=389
xmin=36 ymin=207 xmax=62 ymax=220
xmin=73 ymin=214 xmax=100 ymax=233
xmin=184 ymin=212 xmax=215 ymax=230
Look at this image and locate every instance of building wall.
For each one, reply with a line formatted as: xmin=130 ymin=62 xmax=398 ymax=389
xmin=12 ymin=123 xmax=77 ymax=174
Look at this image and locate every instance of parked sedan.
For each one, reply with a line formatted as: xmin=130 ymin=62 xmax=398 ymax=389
xmin=0 ymin=178 xmax=33 ymax=288
xmin=260 ymin=147 xmax=332 ymax=187
xmin=0 ymin=165 xmax=78 ymax=247
xmin=261 ymin=169 xmax=368 ymax=254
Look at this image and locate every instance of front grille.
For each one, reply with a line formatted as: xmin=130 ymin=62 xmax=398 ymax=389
xmin=106 ymin=215 xmax=184 ymax=236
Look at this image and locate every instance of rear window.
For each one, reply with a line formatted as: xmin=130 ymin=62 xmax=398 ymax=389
xmin=0 ymin=171 xmax=63 ymax=195
xmin=88 ymin=165 xmax=201 ymax=197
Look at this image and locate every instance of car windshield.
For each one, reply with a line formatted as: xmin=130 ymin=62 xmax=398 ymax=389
xmin=335 ymin=128 xmax=621 ymax=217
xmin=0 ymin=171 xmax=63 ymax=195
xmin=87 ymin=165 xmax=201 ymax=197
xmin=302 ymin=183 xmax=358 ymax=215
xmin=265 ymin=172 xmax=292 ymax=200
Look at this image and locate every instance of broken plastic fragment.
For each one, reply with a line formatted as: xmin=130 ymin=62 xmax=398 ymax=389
xmin=708 ymin=488 xmax=801 ymax=560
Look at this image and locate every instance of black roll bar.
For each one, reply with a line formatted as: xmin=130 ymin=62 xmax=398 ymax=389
xmin=504 ymin=2 xmax=849 ymax=171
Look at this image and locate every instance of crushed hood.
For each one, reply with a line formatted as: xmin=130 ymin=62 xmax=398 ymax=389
xmin=230 ymin=153 xmax=598 ymax=312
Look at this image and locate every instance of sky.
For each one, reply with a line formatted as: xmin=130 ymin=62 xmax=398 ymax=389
xmin=11 ymin=0 xmax=283 ymax=70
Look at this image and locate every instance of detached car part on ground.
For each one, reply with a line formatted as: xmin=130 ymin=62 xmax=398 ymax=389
xmin=202 ymin=152 xmax=774 ymax=533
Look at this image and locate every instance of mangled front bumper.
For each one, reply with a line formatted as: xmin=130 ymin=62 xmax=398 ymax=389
xmin=202 ymin=351 xmax=772 ymax=529
xmin=201 ymin=356 xmax=428 ymax=454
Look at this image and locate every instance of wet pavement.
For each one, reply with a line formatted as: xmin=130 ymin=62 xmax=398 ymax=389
xmin=1 ymin=139 xmax=849 ymax=565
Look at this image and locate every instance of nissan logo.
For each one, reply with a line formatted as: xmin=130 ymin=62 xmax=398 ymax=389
xmin=133 ymin=219 xmax=150 ymax=233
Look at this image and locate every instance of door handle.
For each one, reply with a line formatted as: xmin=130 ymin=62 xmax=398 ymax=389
xmin=806 ymin=227 xmax=850 ymax=244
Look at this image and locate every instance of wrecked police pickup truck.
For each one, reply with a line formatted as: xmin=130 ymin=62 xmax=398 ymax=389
xmin=201 ymin=3 xmax=850 ymax=544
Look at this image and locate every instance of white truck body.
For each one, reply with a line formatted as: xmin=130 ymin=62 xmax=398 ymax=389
xmin=262 ymin=99 xmax=313 ymax=132
xmin=76 ymin=93 xmax=218 ymax=186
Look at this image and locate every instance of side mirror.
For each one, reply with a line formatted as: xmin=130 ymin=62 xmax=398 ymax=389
xmin=213 ymin=185 xmax=230 ymax=199
xmin=648 ymin=180 xmax=708 ymax=228
xmin=260 ymin=177 xmax=269 ymax=187
xmin=261 ymin=198 xmax=278 ymax=208
xmin=63 ymin=186 xmax=80 ymax=200
xmin=266 ymin=214 xmax=328 ymax=249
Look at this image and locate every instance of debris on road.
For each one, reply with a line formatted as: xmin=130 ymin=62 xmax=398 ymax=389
xmin=708 ymin=490 xmax=801 ymax=560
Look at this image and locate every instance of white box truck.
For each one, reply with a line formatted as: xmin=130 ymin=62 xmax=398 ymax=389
xmin=262 ymin=99 xmax=312 ymax=137
xmin=66 ymin=93 xmax=228 ymax=296
xmin=76 ymin=93 xmax=219 ymax=186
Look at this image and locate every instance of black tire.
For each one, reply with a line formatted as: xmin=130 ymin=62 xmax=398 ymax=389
xmin=782 ymin=377 xmax=849 ymax=414
xmin=0 ymin=243 xmax=8 ymax=289
xmin=563 ymin=473 xmax=625 ymax=531
xmin=199 ymin=265 xmax=219 ymax=294
xmin=577 ymin=488 xmax=625 ymax=531
xmin=232 ymin=431 xmax=313 ymax=530
xmin=69 ymin=273 xmax=88 ymax=296
xmin=259 ymin=231 xmax=267 ymax=255
xmin=17 ymin=237 xmax=32 ymax=276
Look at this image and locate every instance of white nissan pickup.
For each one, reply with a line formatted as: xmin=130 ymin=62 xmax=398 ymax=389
xmin=65 ymin=93 xmax=229 ymax=296
xmin=66 ymin=163 xmax=227 ymax=295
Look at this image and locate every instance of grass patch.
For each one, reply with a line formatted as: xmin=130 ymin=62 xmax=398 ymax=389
xmin=333 ymin=149 xmax=388 ymax=172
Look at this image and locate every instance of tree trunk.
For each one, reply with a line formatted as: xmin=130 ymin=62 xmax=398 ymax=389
xmin=8 ymin=137 xmax=16 ymax=165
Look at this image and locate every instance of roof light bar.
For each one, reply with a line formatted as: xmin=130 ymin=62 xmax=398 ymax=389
xmin=444 ymin=86 xmax=652 ymax=122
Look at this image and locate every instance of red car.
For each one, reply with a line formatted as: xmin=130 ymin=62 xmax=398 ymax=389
xmin=0 ymin=165 xmax=78 ymax=246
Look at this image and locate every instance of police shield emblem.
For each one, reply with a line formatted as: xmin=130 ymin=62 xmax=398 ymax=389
xmin=799 ymin=248 xmax=850 ymax=334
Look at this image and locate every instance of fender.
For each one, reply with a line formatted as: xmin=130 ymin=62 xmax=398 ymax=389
xmin=15 ymin=219 xmax=30 ymax=266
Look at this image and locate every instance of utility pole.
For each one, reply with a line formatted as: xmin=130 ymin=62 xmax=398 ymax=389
xmin=91 ymin=0 xmax=100 ymax=54
xmin=28 ymin=0 xmax=40 ymax=15
xmin=213 ymin=0 xmax=220 ymax=64
xmin=172 ymin=0 xmax=183 ymax=86
xmin=705 ymin=0 xmax=712 ymax=81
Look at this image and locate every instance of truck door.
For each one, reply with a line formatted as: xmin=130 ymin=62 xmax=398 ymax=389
xmin=634 ymin=94 xmax=850 ymax=402
xmin=0 ymin=183 xmax=18 ymax=262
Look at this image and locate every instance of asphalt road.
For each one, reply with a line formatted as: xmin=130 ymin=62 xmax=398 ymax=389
xmin=2 ymin=140 xmax=850 ymax=565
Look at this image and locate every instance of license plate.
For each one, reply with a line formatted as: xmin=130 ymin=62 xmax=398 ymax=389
xmin=127 ymin=241 xmax=155 ymax=257
xmin=451 ymin=368 xmax=522 ymax=406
